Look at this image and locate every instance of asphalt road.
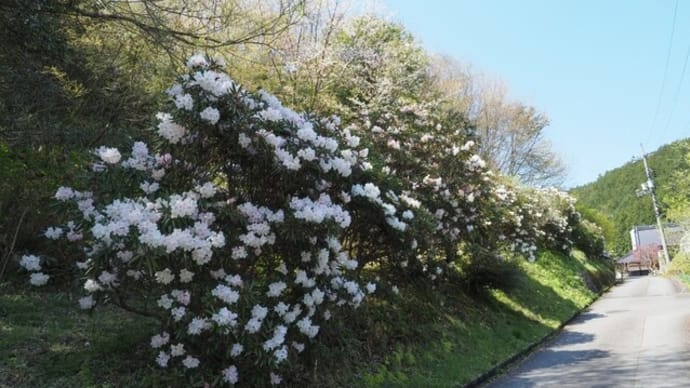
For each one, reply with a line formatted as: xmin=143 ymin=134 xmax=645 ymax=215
xmin=486 ymin=275 xmax=690 ymax=388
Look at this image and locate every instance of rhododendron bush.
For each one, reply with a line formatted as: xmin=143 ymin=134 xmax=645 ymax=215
xmin=19 ymin=55 xmax=592 ymax=385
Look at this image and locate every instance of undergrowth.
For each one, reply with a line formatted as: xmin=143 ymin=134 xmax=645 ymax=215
xmin=1 ymin=249 xmax=613 ymax=387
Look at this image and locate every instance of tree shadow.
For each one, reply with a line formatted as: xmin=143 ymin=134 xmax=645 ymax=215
xmin=550 ymin=331 xmax=595 ymax=347
xmin=488 ymin=269 xmax=584 ymax=326
xmin=570 ymin=311 xmax=605 ymax=324
xmin=489 ymin=347 xmax=690 ymax=388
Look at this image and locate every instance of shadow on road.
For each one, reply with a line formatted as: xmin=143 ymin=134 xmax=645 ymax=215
xmin=489 ymin=347 xmax=690 ymax=387
xmin=571 ymin=311 xmax=605 ymax=324
xmin=552 ymin=331 xmax=595 ymax=346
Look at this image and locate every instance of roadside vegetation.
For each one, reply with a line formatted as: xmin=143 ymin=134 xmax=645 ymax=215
xmin=1 ymin=249 xmax=612 ymax=387
xmin=1 ymin=1 xmax=615 ymax=386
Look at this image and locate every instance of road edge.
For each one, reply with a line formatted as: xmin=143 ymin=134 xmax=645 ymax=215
xmin=462 ymin=283 xmax=614 ymax=388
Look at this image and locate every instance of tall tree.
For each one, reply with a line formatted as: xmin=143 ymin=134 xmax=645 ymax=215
xmin=429 ymin=56 xmax=565 ymax=186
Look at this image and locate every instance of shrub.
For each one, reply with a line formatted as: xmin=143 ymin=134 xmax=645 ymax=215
xmin=17 ymin=55 xmax=599 ymax=385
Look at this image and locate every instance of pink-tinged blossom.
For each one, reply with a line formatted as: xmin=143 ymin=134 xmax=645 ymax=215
xmin=171 ymin=289 xmax=191 ymax=305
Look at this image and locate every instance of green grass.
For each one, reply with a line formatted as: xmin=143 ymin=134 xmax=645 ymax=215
xmin=0 ymin=282 xmax=180 ymax=388
xmin=0 ymin=250 xmax=614 ymax=387
xmin=668 ymin=253 xmax=690 ymax=288
xmin=353 ymin=250 xmax=613 ymax=387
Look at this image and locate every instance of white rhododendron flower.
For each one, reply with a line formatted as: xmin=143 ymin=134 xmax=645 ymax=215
xmin=223 ymin=365 xmax=239 ymax=384
xmin=156 ymin=113 xmax=186 ymax=144
xmin=170 ymin=343 xmax=185 ymax=357
xmin=44 ymin=227 xmax=63 ymax=240
xmin=200 ymin=106 xmax=221 ymax=124
xmin=78 ymin=295 xmax=96 ymax=310
xmin=155 ymin=268 xmax=175 ymax=285
xmin=29 ymin=272 xmax=49 ymax=286
xmin=182 ymin=356 xmax=200 ymax=369
xmin=19 ymin=254 xmax=41 ymax=271
xmin=96 ymin=146 xmax=122 ymax=164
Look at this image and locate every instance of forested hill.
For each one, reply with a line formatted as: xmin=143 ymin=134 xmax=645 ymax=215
xmin=570 ymin=138 xmax=690 ymax=256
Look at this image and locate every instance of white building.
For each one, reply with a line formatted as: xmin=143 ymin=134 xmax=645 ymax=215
xmin=629 ymin=224 xmax=682 ymax=251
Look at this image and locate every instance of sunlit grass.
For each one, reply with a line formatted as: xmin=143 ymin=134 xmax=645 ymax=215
xmin=0 ymin=250 xmax=613 ymax=387
xmin=357 ymin=249 xmax=613 ymax=387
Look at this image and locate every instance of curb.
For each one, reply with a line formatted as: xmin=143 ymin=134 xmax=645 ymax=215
xmin=461 ymin=282 xmax=614 ymax=388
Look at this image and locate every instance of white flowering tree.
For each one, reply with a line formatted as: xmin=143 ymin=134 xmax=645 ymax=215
xmin=19 ymin=55 xmax=417 ymax=386
xmin=18 ymin=52 xmax=593 ymax=385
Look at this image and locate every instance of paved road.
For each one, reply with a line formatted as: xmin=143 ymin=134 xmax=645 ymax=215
xmin=486 ymin=276 xmax=690 ymax=387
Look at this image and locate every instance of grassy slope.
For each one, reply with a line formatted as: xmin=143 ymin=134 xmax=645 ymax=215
xmin=0 ymin=285 xmax=180 ymax=388
xmin=354 ymin=250 xmax=613 ymax=387
xmin=0 ymin=250 xmax=613 ymax=388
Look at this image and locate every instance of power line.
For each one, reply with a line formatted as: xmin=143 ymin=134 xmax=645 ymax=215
xmin=647 ymin=0 xmax=680 ymax=140
xmin=661 ymin=42 xmax=690 ymax=135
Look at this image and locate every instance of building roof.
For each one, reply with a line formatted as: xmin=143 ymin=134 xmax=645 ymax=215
xmin=630 ymin=224 xmax=682 ymax=249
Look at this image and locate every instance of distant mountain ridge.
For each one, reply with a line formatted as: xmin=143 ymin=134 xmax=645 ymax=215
xmin=570 ymin=138 xmax=690 ymax=256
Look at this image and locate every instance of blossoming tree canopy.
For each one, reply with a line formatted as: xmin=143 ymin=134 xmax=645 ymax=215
xmin=21 ymin=54 xmax=588 ymax=386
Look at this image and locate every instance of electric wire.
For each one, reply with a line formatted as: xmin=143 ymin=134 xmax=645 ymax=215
xmin=646 ymin=0 xmax=680 ymax=141
xmin=661 ymin=42 xmax=690 ymax=136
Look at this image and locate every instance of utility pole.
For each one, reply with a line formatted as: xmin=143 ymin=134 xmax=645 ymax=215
xmin=637 ymin=144 xmax=671 ymax=268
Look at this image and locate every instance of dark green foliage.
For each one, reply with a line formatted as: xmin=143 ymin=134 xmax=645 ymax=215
xmin=571 ymin=139 xmax=690 ymax=256
xmin=0 ymin=0 xmax=173 ymax=272
xmin=460 ymin=248 xmax=522 ymax=297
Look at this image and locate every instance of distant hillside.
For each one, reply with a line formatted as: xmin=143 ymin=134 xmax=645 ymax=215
xmin=571 ymin=138 xmax=690 ymax=256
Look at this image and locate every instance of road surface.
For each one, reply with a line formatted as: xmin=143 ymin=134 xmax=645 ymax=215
xmin=486 ymin=276 xmax=690 ymax=387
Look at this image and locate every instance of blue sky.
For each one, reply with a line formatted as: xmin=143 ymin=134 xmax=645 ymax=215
xmin=382 ymin=0 xmax=690 ymax=187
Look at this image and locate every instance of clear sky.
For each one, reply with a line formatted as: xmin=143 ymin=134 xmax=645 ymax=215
xmin=381 ymin=0 xmax=690 ymax=187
